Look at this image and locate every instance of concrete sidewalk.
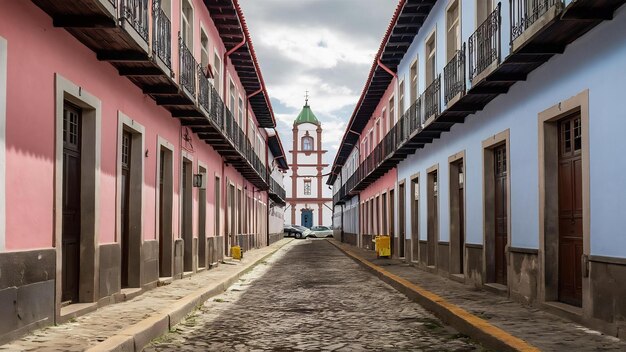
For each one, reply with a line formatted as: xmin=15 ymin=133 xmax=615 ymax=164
xmin=0 ymin=238 xmax=292 ymax=352
xmin=330 ymin=240 xmax=626 ymax=352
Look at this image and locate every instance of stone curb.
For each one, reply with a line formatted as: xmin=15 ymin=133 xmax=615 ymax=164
xmin=328 ymin=239 xmax=540 ymax=352
xmin=86 ymin=239 xmax=293 ymax=352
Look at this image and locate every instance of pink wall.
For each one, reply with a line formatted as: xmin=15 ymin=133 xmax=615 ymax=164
xmin=1 ymin=1 xmax=269 ymax=250
xmin=358 ymin=78 xmax=397 ymax=162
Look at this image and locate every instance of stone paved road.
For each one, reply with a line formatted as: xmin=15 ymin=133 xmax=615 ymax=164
xmin=146 ymin=239 xmax=484 ymax=351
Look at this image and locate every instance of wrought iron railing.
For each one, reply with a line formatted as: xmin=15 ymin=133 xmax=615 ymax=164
xmin=269 ymin=176 xmax=286 ymax=202
xmin=197 ymin=64 xmax=211 ymax=113
xmin=444 ymin=44 xmax=466 ymax=105
xmin=152 ymin=0 xmax=171 ymax=69
xmin=120 ymin=0 xmax=149 ymax=42
xmin=424 ymin=75 xmax=441 ymax=120
xmin=510 ymin=0 xmax=561 ymax=44
xmin=179 ymin=34 xmax=196 ymax=97
xmin=469 ymin=3 xmax=501 ymax=82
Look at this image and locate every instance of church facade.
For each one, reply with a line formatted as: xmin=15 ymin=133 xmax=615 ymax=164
xmin=285 ymin=102 xmax=332 ymax=228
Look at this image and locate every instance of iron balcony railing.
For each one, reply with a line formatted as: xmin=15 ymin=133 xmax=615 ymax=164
xmin=120 ymin=0 xmax=149 ymax=42
xmin=444 ymin=44 xmax=466 ymax=105
xmin=197 ymin=64 xmax=211 ymax=113
xmin=179 ymin=34 xmax=196 ymax=97
xmin=469 ymin=3 xmax=501 ymax=81
xmin=152 ymin=0 xmax=172 ymax=69
xmin=424 ymin=74 xmax=441 ymax=120
xmin=510 ymin=0 xmax=562 ymax=44
xmin=269 ymin=176 xmax=286 ymax=201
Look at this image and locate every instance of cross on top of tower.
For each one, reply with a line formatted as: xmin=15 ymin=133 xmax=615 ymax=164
xmin=304 ymin=90 xmax=309 ymax=106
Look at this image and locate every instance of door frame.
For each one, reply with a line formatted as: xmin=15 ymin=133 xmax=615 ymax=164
xmin=197 ymin=162 xmax=208 ymax=269
xmin=0 ymin=36 xmax=6 ymax=252
xmin=482 ymin=129 xmax=511 ymax=287
xmin=398 ymin=180 xmax=406 ymax=259
xmin=156 ymin=136 xmax=174 ymax=277
xmin=180 ymin=152 xmax=194 ymax=272
xmin=408 ymin=174 xmax=419 ymax=263
xmin=426 ymin=164 xmax=439 ymax=267
xmin=116 ymin=112 xmax=145 ymax=288
xmin=538 ymin=90 xmax=590 ymax=310
xmin=449 ymin=150 xmax=466 ymax=275
xmin=54 ymin=74 xmax=101 ymax=316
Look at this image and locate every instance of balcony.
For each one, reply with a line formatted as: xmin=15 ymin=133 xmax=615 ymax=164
xmin=32 ymin=0 xmax=272 ymax=190
xmin=268 ymin=177 xmax=286 ymax=206
xmin=469 ymin=3 xmax=502 ymax=86
xmin=334 ymin=0 xmax=625 ymax=204
xmin=444 ymin=44 xmax=467 ymax=107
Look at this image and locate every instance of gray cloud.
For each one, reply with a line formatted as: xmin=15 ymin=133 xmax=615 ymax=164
xmin=239 ymin=0 xmax=397 ymax=193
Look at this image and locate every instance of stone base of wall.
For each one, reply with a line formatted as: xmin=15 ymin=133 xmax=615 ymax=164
xmin=343 ymin=232 xmax=357 ymax=246
xmin=0 ymin=248 xmax=56 ymax=345
xmin=142 ymin=240 xmax=159 ymax=288
xmin=589 ymin=256 xmax=626 ymax=338
xmin=98 ymin=243 xmax=121 ymax=300
xmin=361 ymin=234 xmax=374 ymax=250
xmin=419 ymin=240 xmax=428 ymax=265
xmin=437 ymin=242 xmax=449 ymax=274
xmin=173 ymin=239 xmax=184 ymax=279
xmin=465 ymin=244 xmax=483 ymax=288
xmin=268 ymin=233 xmax=282 ymax=245
xmin=509 ymin=247 xmax=538 ymax=305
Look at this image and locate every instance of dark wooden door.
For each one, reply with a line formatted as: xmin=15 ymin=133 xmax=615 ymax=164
xmin=428 ymin=173 xmax=437 ymax=266
xmin=159 ymin=150 xmax=165 ymax=276
xmin=121 ymin=131 xmax=132 ymax=288
xmin=558 ymin=115 xmax=583 ymax=307
xmin=458 ymin=162 xmax=465 ymax=274
xmin=494 ymin=145 xmax=508 ymax=285
xmin=389 ymin=190 xmax=395 ymax=256
xmin=399 ymin=183 xmax=405 ymax=258
xmin=62 ymin=104 xmax=82 ymax=304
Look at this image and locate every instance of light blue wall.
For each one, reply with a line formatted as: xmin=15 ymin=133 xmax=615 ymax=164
xmin=394 ymin=2 xmax=626 ymax=257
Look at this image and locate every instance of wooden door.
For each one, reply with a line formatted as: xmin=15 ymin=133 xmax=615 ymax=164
xmin=458 ymin=162 xmax=465 ymax=274
xmin=557 ymin=115 xmax=583 ymax=307
xmin=62 ymin=104 xmax=82 ymax=304
xmin=389 ymin=190 xmax=395 ymax=256
xmin=198 ymin=172 xmax=206 ymax=268
xmin=159 ymin=150 xmax=165 ymax=275
xmin=399 ymin=183 xmax=405 ymax=258
xmin=120 ymin=131 xmax=132 ymax=288
xmin=427 ymin=172 xmax=438 ymax=266
xmin=494 ymin=145 xmax=508 ymax=285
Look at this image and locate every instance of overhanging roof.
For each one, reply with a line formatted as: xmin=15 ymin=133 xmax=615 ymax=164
xmin=327 ymin=0 xmax=436 ymax=185
xmin=267 ymin=129 xmax=289 ymax=170
xmin=204 ymin=0 xmax=276 ymax=128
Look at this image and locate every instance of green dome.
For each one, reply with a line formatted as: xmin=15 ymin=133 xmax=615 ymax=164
xmin=294 ymin=103 xmax=320 ymax=126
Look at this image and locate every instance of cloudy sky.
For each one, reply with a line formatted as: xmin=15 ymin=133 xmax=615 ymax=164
xmin=239 ymin=0 xmax=397 ymax=185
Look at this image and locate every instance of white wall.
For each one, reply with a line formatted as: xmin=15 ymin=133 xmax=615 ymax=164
xmin=395 ymin=4 xmax=626 ymax=257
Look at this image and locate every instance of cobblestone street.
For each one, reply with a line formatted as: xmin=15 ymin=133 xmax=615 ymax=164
xmin=146 ymin=239 xmax=482 ymax=351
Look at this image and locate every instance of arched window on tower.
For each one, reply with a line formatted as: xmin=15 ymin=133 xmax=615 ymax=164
xmin=302 ymin=136 xmax=314 ymax=151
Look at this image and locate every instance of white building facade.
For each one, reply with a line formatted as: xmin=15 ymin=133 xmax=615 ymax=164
xmin=285 ymin=102 xmax=332 ymax=227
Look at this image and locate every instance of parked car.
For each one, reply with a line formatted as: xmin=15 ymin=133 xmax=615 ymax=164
xmin=307 ymin=226 xmax=333 ymax=238
xmin=283 ymin=224 xmax=311 ymax=239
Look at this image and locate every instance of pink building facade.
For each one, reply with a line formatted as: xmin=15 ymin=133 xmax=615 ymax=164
xmin=0 ymin=0 xmax=287 ymax=342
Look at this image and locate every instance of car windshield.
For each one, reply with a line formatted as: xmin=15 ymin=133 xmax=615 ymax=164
xmin=294 ymin=225 xmax=308 ymax=230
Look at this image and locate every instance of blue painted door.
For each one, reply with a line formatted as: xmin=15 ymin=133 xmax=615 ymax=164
xmin=301 ymin=210 xmax=313 ymax=228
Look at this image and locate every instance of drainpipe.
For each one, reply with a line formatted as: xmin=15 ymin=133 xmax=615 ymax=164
xmin=377 ymin=58 xmax=397 ymax=78
xmin=245 ymin=88 xmax=263 ymax=140
xmin=223 ymin=37 xmax=247 ymax=100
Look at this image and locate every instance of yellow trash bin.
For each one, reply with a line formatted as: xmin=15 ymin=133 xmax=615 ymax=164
xmin=231 ymin=246 xmax=242 ymax=260
xmin=375 ymin=235 xmax=391 ymax=258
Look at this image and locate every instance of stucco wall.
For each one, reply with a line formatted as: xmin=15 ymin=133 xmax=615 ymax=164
xmin=0 ymin=1 xmax=269 ymax=251
xmin=395 ymin=4 xmax=626 ymax=256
